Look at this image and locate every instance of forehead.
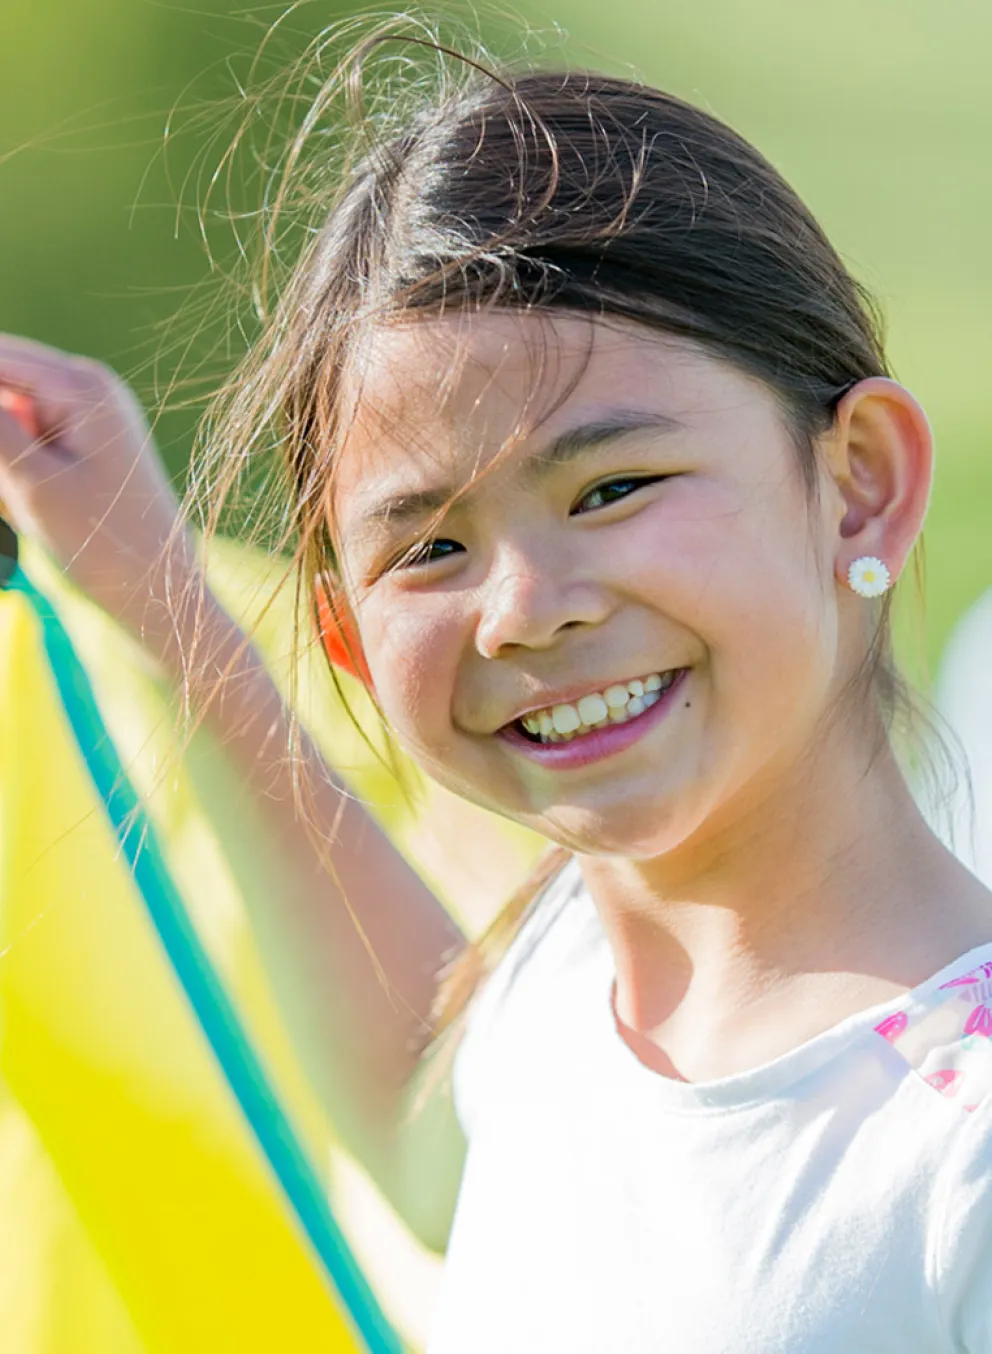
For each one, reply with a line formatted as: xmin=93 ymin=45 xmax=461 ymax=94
xmin=342 ymin=311 xmax=681 ymax=460
xmin=331 ymin=310 xmax=767 ymax=534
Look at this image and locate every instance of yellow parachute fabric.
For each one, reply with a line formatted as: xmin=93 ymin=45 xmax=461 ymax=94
xmin=0 ymin=538 xmax=538 ymax=1354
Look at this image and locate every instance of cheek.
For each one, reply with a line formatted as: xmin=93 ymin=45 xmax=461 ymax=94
xmin=620 ymin=489 xmax=836 ymax=693
xmin=359 ymin=594 xmax=466 ymax=743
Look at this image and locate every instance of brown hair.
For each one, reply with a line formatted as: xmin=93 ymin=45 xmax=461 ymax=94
xmin=187 ymin=19 xmax=917 ymax=1088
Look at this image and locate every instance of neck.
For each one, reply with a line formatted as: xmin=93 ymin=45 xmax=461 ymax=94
xmin=578 ymin=737 xmax=992 ymax=1080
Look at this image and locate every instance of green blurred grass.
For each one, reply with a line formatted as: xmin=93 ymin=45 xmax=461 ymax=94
xmin=1 ymin=0 xmax=989 ymax=666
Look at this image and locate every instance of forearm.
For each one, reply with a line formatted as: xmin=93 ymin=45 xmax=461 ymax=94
xmin=126 ymin=554 xmax=467 ymax=1171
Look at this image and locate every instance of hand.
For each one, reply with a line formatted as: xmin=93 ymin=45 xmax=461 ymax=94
xmin=0 ymin=334 xmax=197 ymax=632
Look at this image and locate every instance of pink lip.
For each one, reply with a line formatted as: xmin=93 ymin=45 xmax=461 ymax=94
xmin=496 ymin=668 xmax=689 ymax=770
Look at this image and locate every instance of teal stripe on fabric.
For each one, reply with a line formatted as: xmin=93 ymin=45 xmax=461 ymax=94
xmin=8 ymin=566 xmax=404 ymax=1354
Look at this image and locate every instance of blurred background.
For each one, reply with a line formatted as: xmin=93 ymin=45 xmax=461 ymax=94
xmin=2 ymin=2 xmax=991 ymax=1351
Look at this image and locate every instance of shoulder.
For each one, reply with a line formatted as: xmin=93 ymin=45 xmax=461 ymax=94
xmin=451 ymin=857 xmax=596 ymax=1138
xmin=875 ymin=948 xmax=992 ymax=1346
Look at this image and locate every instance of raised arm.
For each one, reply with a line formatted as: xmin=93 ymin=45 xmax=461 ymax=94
xmin=0 ymin=335 xmax=469 ymax=1250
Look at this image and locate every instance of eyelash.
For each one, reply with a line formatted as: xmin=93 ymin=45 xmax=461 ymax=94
xmin=390 ymin=476 xmax=664 ymax=571
xmin=397 ymin=538 xmax=462 ymax=569
xmin=571 ymin=474 xmax=663 ymax=514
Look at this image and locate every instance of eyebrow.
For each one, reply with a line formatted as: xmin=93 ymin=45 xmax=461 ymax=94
xmin=355 ymin=409 xmax=684 ymax=530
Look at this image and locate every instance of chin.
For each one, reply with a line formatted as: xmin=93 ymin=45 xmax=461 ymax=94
xmin=530 ymin=798 xmax=690 ymax=860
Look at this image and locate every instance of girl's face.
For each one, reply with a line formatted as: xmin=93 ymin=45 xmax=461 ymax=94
xmin=331 ymin=312 xmax=854 ymax=858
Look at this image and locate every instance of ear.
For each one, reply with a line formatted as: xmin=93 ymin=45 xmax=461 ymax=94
xmin=314 ymin=575 xmax=373 ymax=687
xmin=824 ymin=377 xmax=932 ymax=589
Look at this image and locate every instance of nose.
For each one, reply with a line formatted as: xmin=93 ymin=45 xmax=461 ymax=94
xmin=474 ymin=543 xmax=612 ymax=659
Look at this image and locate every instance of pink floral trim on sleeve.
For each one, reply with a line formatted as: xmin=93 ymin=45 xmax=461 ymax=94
xmin=874 ymin=959 xmax=992 ymax=1113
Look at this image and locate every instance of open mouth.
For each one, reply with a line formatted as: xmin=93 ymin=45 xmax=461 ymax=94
xmin=510 ymin=669 xmax=681 ymax=746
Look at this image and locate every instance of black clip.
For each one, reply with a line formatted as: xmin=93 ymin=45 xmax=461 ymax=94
xmin=0 ymin=517 xmax=18 ymax=588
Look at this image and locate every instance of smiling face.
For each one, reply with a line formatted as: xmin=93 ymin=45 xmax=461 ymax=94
xmin=330 ymin=311 xmax=856 ymax=859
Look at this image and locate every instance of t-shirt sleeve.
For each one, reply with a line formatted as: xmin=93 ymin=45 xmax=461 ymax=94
xmin=451 ymin=859 xmax=582 ymax=1141
xmin=934 ymin=1100 xmax=992 ymax=1350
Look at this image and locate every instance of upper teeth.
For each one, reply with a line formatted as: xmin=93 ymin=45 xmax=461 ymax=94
xmin=519 ymin=671 xmax=675 ymax=743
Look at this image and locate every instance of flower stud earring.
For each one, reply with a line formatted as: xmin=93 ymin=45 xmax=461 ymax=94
xmin=847 ymin=556 xmax=891 ymax=598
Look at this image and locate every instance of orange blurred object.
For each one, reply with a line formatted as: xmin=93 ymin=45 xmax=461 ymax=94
xmin=315 ymin=579 xmax=373 ymax=687
xmin=0 ymin=386 xmax=41 ymax=440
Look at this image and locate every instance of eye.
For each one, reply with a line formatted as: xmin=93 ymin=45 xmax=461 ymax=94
xmin=572 ymin=475 xmax=665 ymax=515
xmin=396 ymin=537 xmax=464 ymax=569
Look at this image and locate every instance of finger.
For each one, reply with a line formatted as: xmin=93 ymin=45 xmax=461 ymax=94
xmin=0 ymin=372 xmax=80 ymax=450
xmin=0 ymin=370 xmax=90 ymax=459
xmin=0 ymin=342 xmax=140 ymax=439
xmin=0 ymin=341 xmax=114 ymax=420
xmin=0 ymin=335 xmax=82 ymax=393
xmin=0 ymin=404 xmax=78 ymax=538
xmin=0 ymin=334 xmax=91 ymax=382
xmin=0 ymin=395 xmax=74 ymax=466
xmin=0 ymin=406 xmax=33 ymax=531
xmin=0 ymin=355 xmax=86 ymax=406
xmin=0 ymin=406 xmax=71 ymax=476
xmin=0 ymin=388 xmax=41 ymax=439
xmin=0 ymin=404 xmax=35 ymax=460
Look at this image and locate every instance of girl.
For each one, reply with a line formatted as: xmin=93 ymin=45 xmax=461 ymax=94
xmin=2 ymin=30 xmax=992 ymax=1352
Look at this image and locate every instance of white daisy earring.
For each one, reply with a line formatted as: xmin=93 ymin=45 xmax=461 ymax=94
xmin=847 ymin=555 xmax=891 ymax=598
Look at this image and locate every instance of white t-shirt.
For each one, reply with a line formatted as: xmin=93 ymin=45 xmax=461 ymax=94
xmin=427 ymin=860 xmax=992 ymax=1353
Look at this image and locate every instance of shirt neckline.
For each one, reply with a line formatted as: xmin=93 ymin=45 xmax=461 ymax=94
xmin=593 ymin=935 xmax=992 ymax=1114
